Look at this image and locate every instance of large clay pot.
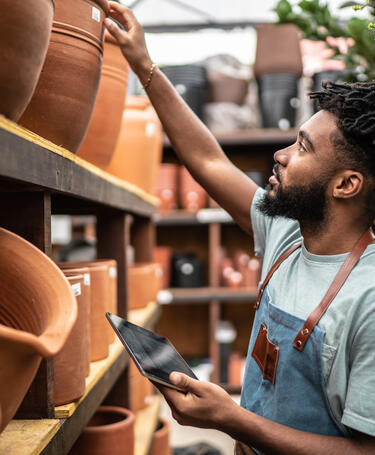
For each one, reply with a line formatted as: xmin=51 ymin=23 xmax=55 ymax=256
xmin=61 ymin=267 xmax=91 ymax=376
xmin=128 ymin=263 xmax=160 ymax=310
xmin=153 ymin=246 xmax=172 ymax=289
xmin=107 ymin=96 xmax=163 ymax=194
xmin=0 ymin=227 xmax=77 ymax=433
xmin=0 ymin=0 xmax=54 ymax=121
xmin=60 ymin=261 xmax=110 ymax=361
xmin=78 ymin=32 xmax=129 ymax=168
xmin=19 ymin=0 xmax=109 ymax=153
xmin=54 ymin=275 xmax=86 ymax=405
xmin=69 ymin=406 xmax=135 ymax=455
xmin=150 ymin=418 xmax=172 ymax=455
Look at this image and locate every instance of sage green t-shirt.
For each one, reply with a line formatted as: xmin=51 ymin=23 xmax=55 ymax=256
xmin=251 ymin=187 xmax=375 ymax=437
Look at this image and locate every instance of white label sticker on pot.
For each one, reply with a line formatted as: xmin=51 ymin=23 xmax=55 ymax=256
xmin=92 ymin=6 xmax=101 ymax=22
xmin=72 ymin=282 xmax=82 ymax=297
xmin=109 ymin=267 xmax=117 ymax=278
xmin=146 ymin=122 xmax=156 ymax=137
xmin=84 ymin=273 xmax=90 ymax=286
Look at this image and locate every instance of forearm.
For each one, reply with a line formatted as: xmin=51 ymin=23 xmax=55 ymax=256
xmin=222 ymin=406 xmax=366 ymax=455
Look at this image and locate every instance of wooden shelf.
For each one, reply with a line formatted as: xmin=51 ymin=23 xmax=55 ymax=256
xmin=0 ymin=302 xmax=160 ymax=455
xmin=157 ymin=287 xmax=258 ymax=304
xmin=134 ymin=395 xmax=161 ymax=455
xmin=0 ymin=116 xmax=157 ymax=217
xmin=163 ymin=128 xmax=298 ymax=148
xmin=154 ymin=208 xmax=234 ymax=226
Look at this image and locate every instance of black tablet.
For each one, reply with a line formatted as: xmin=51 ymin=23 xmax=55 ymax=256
xmin=106 ymin=312 xmax=198 ymax=392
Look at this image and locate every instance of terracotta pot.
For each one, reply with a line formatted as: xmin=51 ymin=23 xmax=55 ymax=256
xmin=153 ymin=247 xmax=172 ymax=290
xmin=69 ymin=406 xmax=135 ymax=455
xmin=60 ymin=261 xmax=110 ymax=361
xmin=150 ymin=418 xmax=172 ymax=455
xmin=78 ymin=32 xmax=129 ymax=168
xmin=54 ymin=275 xmax=86 ymax=405
xmin=19 ymin=0 xmax=109 ymax=153
xmin=61 ymin=267 xmax=91 ymax=376
xmin=107 ymin=96 xmax=163 ymax=193
xmin=0 ymin=0 xmax=54 ymax=121
xmin=254 ymin=24 xmax=303 ymax=77
xmin=179 ymin=166 xmax=207 ymax=213
xmin=128 ymin=263 xmax=160 ymax=310
xmin=156 ymin=164 xmax=179 ymax=212
xmin=0 ymin=227 xmax=77 ymax=433
xmin=129 ymin=360 xmax=153 ymax=412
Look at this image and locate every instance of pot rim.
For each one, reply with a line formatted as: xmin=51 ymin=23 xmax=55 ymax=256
xmin=83 ymin=406 xmax=135 ymax=432
xmin=0 ymin=228 xmax=77 ymax=358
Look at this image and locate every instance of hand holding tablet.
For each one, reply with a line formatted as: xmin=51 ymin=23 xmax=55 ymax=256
xmin=106 ymin=312 xmax=198 ymax=392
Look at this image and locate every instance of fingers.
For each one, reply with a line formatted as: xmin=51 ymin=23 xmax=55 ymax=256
xmin=108 ymin=1 xmax=138 ymax=32
xmin=104 ymin=17 xmax=127 ymax=44
xmin=170 ymin=372 xmax=202 ymax=395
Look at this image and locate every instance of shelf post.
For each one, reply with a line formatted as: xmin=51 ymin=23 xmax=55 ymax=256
xmin=131 ymin=215 xmax=155 ymax=263
xmin=96 ymin=210 xmax=132 ymax=408
xmin=0 ymin=190 xmax=55 ymax=418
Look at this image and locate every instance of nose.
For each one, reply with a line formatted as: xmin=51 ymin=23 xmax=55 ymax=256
xmin=273 ymin=145 xmax=290 ymax=167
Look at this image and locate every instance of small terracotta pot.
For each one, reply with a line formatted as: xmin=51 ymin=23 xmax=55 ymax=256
xmin=78 ymin=31 xmax=129 ymax=168
xmin=150 ymin=418 xmax=172 ymax=455
xmin=156 ymin=164 xmax=179 ymax=212
xmin=179 ymin=166 xmax=207 ymax=212
xmin=60 ymin=261 xmax=110 ymax=362
xmin=19 ymin=0 xmax=109 ymax=153
xmin=128 ymin=263 xmax=160 ymax=310
xmin=69 ymin=406 xmax=135 ymax=455
xmin=107 ymin=96 xmax=163 ymax=193
xmin=61 ymin=267 xmax=91 ymax=376
xmin=129 ymin=360 xmax=153 ymax=412
xmin=153 ymin=247 xmax=172 ymax=289
xmin=0 ymin=0 xmax=54 ymax=121
xmin=0 ymin=227 xmax=77 ymax=433
xmin=54 ymin=275 xmax=86 ymax=405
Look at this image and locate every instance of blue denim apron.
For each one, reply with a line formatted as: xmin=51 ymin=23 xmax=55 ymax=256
xmin=236 ymin=230 xmax=374 ymax=455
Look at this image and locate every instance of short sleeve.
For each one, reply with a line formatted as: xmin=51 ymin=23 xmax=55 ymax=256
xmin=342 ymin=304 xmax=375 ymax=436
xmin=250 ymin=188 xmax=275 ymax=258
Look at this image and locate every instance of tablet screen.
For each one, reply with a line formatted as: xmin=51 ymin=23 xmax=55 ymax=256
xmin=107 ymin=313 xmax=197 ymax=384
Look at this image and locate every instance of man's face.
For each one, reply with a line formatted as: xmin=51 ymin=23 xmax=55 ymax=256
xmin=257 ymin=110 xmax=339 ymax=224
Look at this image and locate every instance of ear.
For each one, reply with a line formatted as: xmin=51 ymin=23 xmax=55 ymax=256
xmin=332 ymin=171 xmax=364 ymax=199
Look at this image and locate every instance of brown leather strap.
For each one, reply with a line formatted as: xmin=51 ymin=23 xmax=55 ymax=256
xmin=254 ymin=242 xmax=302 ymax=309
xmin=293 ymin=229 xmax=374 ymax=351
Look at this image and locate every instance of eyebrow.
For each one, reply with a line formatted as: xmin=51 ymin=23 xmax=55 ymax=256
xmin=299 ymin=130 xmax=315 ymax=152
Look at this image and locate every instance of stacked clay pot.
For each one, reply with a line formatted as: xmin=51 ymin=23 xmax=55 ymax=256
xmin=179 ymin=166 xmax=207 ymax=212
xmin=153 ymin=246 xmax=172 ymax=289
xmin=150 ymin=418 xmax=173 ymax=455
xmin=129 ymin=360 xmax=154 ymax=412
xmin=128 ymin=263 xmax=161 ymax=310
xmin=61 ymin=267 xmax=91 ymax=376
xmin=0 ymin=227 xmax=77 ymax=433
xmin=19 ymin=0 xmax=109 ymax=153
xmin=78 ymin=31 xmax=129 ymax=168
xmin=156 ymin=164 xmax=179 ymax=212
xmin=54 ymin=275 xmax=87 ymax=406
xmin=0 ymin=0 xmax=54 ymax=121
xmin=107 ymin=96 xmax=163 ymax=193
xmin=69 ymin=406 xmax=135 ymax=455
xmin=60 ymin=261 xmax=113 ymax=362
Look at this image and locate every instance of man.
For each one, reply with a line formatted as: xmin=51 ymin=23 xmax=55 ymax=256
xmin=104 ymin=3 xmax=375 ymax=453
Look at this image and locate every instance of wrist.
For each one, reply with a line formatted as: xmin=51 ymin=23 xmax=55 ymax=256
xmin=132 ymin=56 xmax=153 ymax=82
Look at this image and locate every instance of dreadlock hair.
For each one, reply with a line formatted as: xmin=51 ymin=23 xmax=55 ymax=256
xmin=309 ymin=81 xmax=375 ymax=224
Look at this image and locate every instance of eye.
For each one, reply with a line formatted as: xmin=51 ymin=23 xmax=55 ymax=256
xmin=298 ymin=141 xmax=307 ymax=153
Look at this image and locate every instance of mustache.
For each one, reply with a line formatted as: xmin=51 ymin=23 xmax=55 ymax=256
xmin=273 ymin=164 xmax=282 ymax=182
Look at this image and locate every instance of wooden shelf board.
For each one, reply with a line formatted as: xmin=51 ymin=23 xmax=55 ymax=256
xmin=164 ymin=128 xmax=298 ymax=148
xmin=134 ymin=395 xmax=161 ymax=455
xmin=154 ymin=208 xmax=234 ymax=226
xmin=158 ymin=287 xmax=258 ymax=304
xmin=0 ymin=420 xmax=60 ymax=455
xmin=0 ymin=116 xmax=157 ymax=217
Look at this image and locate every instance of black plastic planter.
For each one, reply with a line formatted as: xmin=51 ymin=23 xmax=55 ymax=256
xmin=312 ymin=70 xmax=345 ymax=113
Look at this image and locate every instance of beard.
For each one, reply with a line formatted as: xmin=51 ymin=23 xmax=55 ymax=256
xmin=256 ymin=168 xmax=329 ymax=224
